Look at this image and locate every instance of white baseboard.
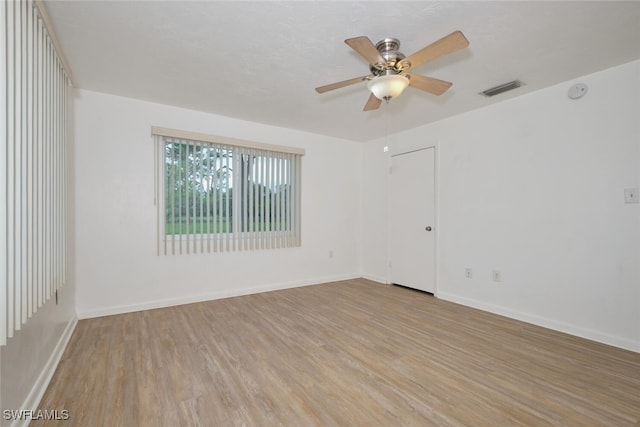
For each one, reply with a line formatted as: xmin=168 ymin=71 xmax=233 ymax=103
xmin=77 ymin=273 xmax=361 ymax=319
xmin=10 ymin=316 xmax=78 ymax=427
xmin=437 ymin=291 xmax=640 ymax=353
xmin=361 ymin=274 xmax=388 ymax=285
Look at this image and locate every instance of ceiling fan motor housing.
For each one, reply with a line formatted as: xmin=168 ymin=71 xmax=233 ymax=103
xmin=371 ymin=38 xmax=406 ymax=75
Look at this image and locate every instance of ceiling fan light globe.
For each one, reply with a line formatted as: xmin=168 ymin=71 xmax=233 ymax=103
xmin=367 ymin=74 xmax=410 ymax=100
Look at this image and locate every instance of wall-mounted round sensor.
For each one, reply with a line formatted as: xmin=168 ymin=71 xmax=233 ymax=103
xmin=568 ymin=83 xmax=588 ymax=100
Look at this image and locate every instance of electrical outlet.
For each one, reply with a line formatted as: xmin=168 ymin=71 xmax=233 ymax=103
xmin=465 ymin=268 xmax=472 ymax=279
xmin=624 ymin=188 xmax=639 ymax=204
xmin=492 ymin=270 xmax=502 ymax=282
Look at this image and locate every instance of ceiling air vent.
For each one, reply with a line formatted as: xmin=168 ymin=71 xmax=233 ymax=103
xmin=480 ymin=80 xmax=523 ymax=97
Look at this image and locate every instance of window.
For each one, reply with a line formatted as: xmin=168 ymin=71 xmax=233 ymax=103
xmin=153 ymin=127 xmax=303 ymax=255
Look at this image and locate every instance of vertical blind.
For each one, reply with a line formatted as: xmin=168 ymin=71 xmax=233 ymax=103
xmin=1 ymin=0 xmax=72 ymax=346
xmin=152 ymin=128 xmax=304 ymax=255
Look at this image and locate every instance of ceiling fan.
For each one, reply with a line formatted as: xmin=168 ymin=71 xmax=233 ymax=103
xmin=315 ymin=31 xmax=469 ymax=111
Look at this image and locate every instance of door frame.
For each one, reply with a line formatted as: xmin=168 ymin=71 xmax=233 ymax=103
xmin=386 ymin=142 xmax=440 ymax=296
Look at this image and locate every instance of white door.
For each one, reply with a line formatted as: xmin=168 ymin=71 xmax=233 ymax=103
xmin=388 ymin=147 xmax=436 ymax=293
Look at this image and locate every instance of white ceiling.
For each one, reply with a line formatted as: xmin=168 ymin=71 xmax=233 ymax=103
xmin=46 ymin=1 xmax=640 ymax=142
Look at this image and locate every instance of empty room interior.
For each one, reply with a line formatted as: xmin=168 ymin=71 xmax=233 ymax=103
xmin=2 ymin=1 xmax=640 ymax=426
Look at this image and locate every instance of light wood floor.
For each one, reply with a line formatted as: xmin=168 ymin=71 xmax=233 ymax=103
xmin=34 ymin=279 xmax=640 ymax=426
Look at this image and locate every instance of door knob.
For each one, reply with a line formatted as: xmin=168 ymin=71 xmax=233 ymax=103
xmin=425 ymin=226 xmax=432 ymax=231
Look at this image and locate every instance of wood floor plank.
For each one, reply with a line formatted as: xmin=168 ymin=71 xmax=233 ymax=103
xmin=32 ymin=279 xmax=640 ymax=426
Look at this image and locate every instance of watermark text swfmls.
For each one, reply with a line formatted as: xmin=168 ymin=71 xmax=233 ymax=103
xmin=3 ymin=409 xmax=70 ymax=421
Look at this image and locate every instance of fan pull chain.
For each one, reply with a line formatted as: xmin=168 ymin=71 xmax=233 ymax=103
xmin=384 ymin=103 xmax=388 ymax=148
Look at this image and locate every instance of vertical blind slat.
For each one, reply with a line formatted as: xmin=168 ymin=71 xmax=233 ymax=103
xmin=198 ymin=143 xmax=204 ymax=253
xmin=243 ymin=148 xmax=248 ymax=251
xmin=154 ymin=135 xmax=159 ymax=256
xmin=179 ymin=140 xmax=183 ymax=254
xmin=18 ymin=0 xmax=26 ymax=326
xmin=14 ymin=0 xmax=22 ymax=329
xmin=35 ymin=15 xmax=41 ymax=309
xmin=224 ymin=145 xmax=229 ymax=252
xmin=153 ymin=136 xmax=157 ymax=256
xmin=26 ymin=0 xmax=33 ymax=318
xmin=288 ymin=153 xmax=293 ymax=248
xmin=206 ymin=143 xmax=211 ymax=253
xmin=276 ymin=154 xmax=281 ymax=248
xmin=212 ymin=143 xmax=217 ymax=252
xmin=256 ymin=150 xmax=261 ymax=250
xmin=272 ymin=154 xmax=277 ymax=249
xmin=169 ymin=140 xmax=174 ymax=255
xmin=266 ymin=155 xmax=272 ymax=250
xmin=191 ymin=142 xmax=196 ymax=253
xmin=53 ymin=45 xmax=58 ymax=297
xmin=286 ymin=153 xmax=291 ymax=247
xmin=261 ymin=150 xmax=266 ymax=250
xmin=1 ymin=0 xmax=8 ymax=345
xmin=248 ymin=149 xmax=253 ymax=250
xmin=48 ymin=32 xmax=52 ymax=298
xmin=162 ymin=137 xmax=166 ymax=256
xmin=281 ymin=153 xmax=285 ymax=248
xmin=2 ymin=0 xmax=70 ymax=346
xmin=185 ymin=141 xmax=190 ymax=254
xmin=62 ymin=53 xmax=67 ymax=289
xmin=215 ymin=144 xmax=221 ymax=253
xmin=7 ymin=0 xmax=16 ymax=338
xmin=43 ymin=29 xmax=48 ymax=301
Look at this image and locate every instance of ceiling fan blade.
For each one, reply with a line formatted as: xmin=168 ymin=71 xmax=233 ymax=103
xmin=363 ymin=93 xmax=382 ymax=111
xmin=407 ymin=73 xmax=452 ymax=96
xmin=345 ymin=36 xmax=386 ymax=67
xmin=315 ymin=75 xmax=370 ymax=93
xmin=401 ymin=31 xmax=469 ymax=71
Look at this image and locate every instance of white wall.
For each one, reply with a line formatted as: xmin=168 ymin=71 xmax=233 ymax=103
xmin=0 ymin=286 xmax=76 ymax=427
xmin=74 ymin=90 xmax=362 ymax=317
xmin=362 ymin=60 xmax=640 ymax=351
